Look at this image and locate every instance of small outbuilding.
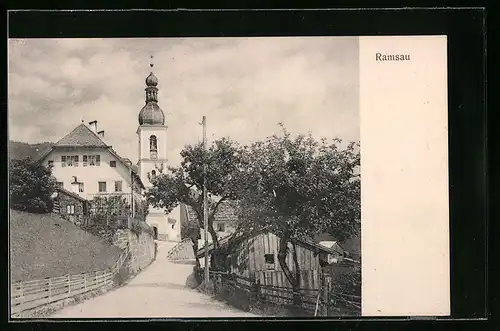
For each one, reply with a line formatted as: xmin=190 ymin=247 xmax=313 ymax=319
xmin=197 ymin=228 xmax=349 ymax=291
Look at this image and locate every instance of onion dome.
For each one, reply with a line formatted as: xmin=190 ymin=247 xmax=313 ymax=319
xmin=145 ymin=72 xmax=158 ymax=87
xmin=138 ymin=102 xmax=165 ymax=125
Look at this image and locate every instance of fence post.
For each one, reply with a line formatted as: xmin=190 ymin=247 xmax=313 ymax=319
xmin=84 ymin=273 xmax=87 ymax=291
xmin=67 ymin=274 xmax=71 ymax=294
xmin=321 ymin=276 xmax=331 ymax=316
xmin=253 ymin=279 xmax=261 ymax=301
xmin=48 ymin=278 xmax=52 ymax=300
xmin=19 ymin=281 xmax=24 ymax=312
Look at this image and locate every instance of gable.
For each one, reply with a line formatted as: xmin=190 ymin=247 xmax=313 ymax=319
xmin=55 ymin=124 xmax=108 ymax=148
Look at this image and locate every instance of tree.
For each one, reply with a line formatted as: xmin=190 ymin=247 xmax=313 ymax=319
xmin=234 ymin=124 xmax=360 ymax=304
xmin=146 ymin=137 xmax=245 ymax=262
xmin=9 ymin=157 xmax=57 ymax=213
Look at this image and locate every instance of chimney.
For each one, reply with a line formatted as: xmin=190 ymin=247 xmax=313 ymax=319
xmin=88 ymin=120 xmax=98 ymax=133
xmin=97 ymin=130 xmax=105 ymax=138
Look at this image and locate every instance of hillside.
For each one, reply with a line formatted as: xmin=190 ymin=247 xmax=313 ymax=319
xmin=8 ymin=140 xmax=54 ymax=161
xmin=10 ymin=209 xmax=123 ymax=282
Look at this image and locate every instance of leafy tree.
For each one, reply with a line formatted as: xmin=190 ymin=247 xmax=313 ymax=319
xmin=146 ymin=138 xmax=245 ymax=262
xmin=9 ymin=157 xmax=58 ymax=213
xmin=234 ymin=124 xmax=360 ymax=304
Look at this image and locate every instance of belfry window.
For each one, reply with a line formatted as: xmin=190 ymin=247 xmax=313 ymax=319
xmin=149 ymin=135 xmax=158 ymax=159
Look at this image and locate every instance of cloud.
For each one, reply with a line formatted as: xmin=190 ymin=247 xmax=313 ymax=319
xmin=8 ymin=37 xmax=359 ymax=166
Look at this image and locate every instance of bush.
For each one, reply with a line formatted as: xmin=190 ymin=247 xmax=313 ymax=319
xmin=328 ymin=265 xmax=361 ymax=315
xmin=9 ymin=157 xmax=57 ymax=213
xmin=80 ymin=224 xmax=120 ymax=244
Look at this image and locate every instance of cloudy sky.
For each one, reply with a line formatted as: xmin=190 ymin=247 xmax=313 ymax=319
xmin=8 ymin=37 xmax=359 ymax=166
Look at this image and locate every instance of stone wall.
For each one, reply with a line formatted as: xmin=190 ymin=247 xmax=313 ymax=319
xmin=113 ymin=228 xmax=155 ymax=274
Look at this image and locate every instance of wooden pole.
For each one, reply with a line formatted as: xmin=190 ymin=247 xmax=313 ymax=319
xmin=48 ymin=278 xmax=52 ymax=300
xmin=68 ymin=274 xmax=71 ymax=294
xmin=202 ymin=116 xmax=210 ymax=291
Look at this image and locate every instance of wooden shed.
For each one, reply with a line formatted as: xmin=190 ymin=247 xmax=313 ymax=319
xmin=199 ymin=228 xmax=346 ymax=291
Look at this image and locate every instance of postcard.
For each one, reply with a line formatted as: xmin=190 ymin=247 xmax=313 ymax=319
xmin=8 ymin=36 xmax=449 ymax=319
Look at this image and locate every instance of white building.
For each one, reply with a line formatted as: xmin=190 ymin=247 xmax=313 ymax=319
xmin=38 ymin=122 xmax=144 ymax=207
xmin=39 ymin=64 xmax=182 ymax=242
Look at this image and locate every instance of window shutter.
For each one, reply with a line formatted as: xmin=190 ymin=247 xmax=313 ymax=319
xmin=96 ymin=155 xmax=101 ymax=166
xmin=61 ymin=156 xmax=66 ymax=167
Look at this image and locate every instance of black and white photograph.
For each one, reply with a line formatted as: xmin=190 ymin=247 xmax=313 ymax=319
xmin=8 ymin=37 xmax=361 ymax=318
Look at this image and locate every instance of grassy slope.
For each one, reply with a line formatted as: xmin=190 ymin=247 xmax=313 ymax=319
xmin=10 ymin=209 xmax=123 ymax=282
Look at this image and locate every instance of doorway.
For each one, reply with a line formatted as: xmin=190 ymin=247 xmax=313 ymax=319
xmin=152 ymin=226 xmax=158 ymax=240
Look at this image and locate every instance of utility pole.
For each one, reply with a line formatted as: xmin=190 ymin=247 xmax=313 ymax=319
xmin=128 ymin=166 xmax=134 ymax=229
xmin=202 ymin=116 xmax=209 ymax=291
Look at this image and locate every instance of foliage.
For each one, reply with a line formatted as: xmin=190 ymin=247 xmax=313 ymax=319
xmin=9 ymin=157 xmax=57 ymax=213
xmin=133 ymin=199 xmax=149 ymax=224
xmin=90 ymin=196 xmax=131 ymax=226
xmin=328 ymin=266 xmax=361 ymax=315
xmin=80 ymin=224 xmax=122 ymax=244
xmin=233 ymin=123 xmax=360 ymax=302
xmin=131 ymin=221 xmax=153 ymax=237
xmin=146 ymin=137 xmax=246 ymax=253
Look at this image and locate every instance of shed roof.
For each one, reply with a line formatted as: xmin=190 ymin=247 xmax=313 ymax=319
xmin=56 ymin=188 xmax=88 ymax=203
xmin=197 ymin=227 xmax=346 ymax=258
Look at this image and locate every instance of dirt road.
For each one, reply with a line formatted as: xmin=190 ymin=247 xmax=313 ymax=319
xmin=51 ymin=241 xmax=259 ymax=318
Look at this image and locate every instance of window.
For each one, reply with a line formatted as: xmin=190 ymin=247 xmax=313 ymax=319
xmin=84 ymin=155 xmax=101 ymax=166
xmin=150 ymin=135 xmax=158 ymax=159
xmin=98 ymin=181 xmax=107 ymax=193
xmin=48 ymin=160 xmax=54 ymax=167
xmin=57 ymin=182 xmax=64 ymax=189
xmin=264 ymin=254 xmax=275 ymax=270
xmin=62 ymin=155 xmax=79 ymax=167
xmin=216 ymin=223 xmax=225 ymax=232
xmin=110 ymin=160 xmax=116 ymax=168
xmin=114 ymin=181 xmax=123 ymax=192
xmin=78 ymin=183 xmax=84 ymax=193
xmin=151 ymin=170 xmax=156 ymax=177
xmin=66 ymin=205 xmax=75 ymax=215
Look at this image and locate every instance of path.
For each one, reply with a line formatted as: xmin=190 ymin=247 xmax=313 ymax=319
xmin=51 ymin=241 xmax=260 ymax=318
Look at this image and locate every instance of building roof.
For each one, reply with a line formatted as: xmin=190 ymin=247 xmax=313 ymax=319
xmin=185 ymin=200 xmax=239 ymax=224
xmin=55 ymin=124 xmax=109 ymax=148
xmin=55 ymin=187 xmax=88 ymax=202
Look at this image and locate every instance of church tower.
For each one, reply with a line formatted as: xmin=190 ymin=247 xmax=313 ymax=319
xmin=137 ymin=58 xmax=180 ymax=242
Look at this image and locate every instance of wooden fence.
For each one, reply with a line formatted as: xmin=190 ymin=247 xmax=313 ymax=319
xmin=166 ymin=239 xmax=194 ymax=260
xmin=200 ymin=269 xmax=361 ymax=316
xmin=254 ymin=270 xmax=320 ymax=293
xmin=10 ymin=246 xmax=130 ymax=315
xmin=201 ymin=270 xmax=323 ymax=316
